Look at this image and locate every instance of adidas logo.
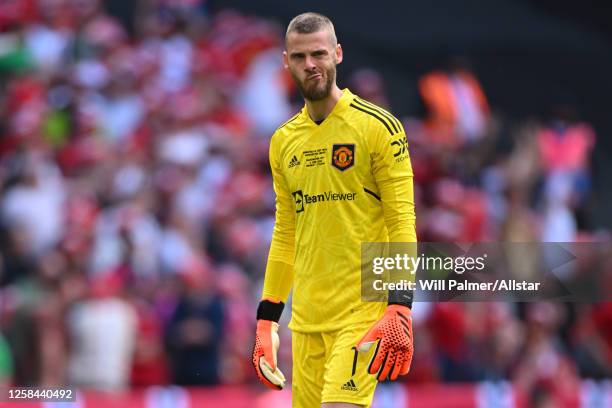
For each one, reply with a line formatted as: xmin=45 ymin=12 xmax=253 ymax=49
xmin=288 ymin=155 xmax=300 ymax=168
xmin=340 ymin=379 xmax=358 ymax=392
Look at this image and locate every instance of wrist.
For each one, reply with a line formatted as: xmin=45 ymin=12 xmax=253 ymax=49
xmin=256 ymin=319 xmax=280 ymax=331
xmin=386 ymin=304 xmax=412 ymax=314
xmin=388 ymin=289 xmax=413 ymax=309
xmin=388 ymin=301 xmax=412 ymax=309
xmin=257 ymin=299 xmax=285 ymax=322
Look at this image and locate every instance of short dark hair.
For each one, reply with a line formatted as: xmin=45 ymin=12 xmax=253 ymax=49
xmin=286 ymin=12 xmax=337 ymax=46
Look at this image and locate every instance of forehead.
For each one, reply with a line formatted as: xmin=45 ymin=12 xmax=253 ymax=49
xmin=285 ymin=30 xmax=335 ymax=53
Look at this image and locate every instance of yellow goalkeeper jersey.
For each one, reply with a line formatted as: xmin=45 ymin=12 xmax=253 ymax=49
xmin=263 ymin=88 xmax=416 ymax=333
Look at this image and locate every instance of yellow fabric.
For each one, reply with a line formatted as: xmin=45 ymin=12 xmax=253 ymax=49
xmin=264 ymin=88 xmax=417 ymax=332
xmin=262 ymin=259 xmax=294 ymax=303
xmin=292 ymin=320 xmax=378 ymax=407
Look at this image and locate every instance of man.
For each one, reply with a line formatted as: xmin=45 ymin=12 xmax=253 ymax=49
xmin=252 ymin=12 xmax=416 ymax=408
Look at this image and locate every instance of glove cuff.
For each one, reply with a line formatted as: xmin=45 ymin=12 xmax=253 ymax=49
xmin=387 ymin=278 xmax=414 ymax=309
xmin=388 ymin=289 xmax=413 ymax=309
xmin=257 ymin=299 xmax=285 ymax=322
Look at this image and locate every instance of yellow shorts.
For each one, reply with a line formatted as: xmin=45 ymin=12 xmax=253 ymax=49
xmin=291 ymin=321 xmax=378 ymax=407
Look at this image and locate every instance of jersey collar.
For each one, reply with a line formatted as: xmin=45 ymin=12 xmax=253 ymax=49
xmin=301 ymin=88 xmax=355 ymax=125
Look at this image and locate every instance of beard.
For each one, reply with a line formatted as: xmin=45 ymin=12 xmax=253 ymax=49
xmin=292 ymin=65 xmax=335 ymax=101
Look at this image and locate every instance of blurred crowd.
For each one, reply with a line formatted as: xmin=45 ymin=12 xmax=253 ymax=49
xmin=0 ymin=1 xmax=610 ymax=407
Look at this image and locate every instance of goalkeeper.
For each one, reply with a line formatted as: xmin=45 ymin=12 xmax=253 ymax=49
xmin=253 ymin=12 xmax=417 ymax=408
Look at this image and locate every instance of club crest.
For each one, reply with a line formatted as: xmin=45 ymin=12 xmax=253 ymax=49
xmin=331 ymin=144 xmax=355 ymax=171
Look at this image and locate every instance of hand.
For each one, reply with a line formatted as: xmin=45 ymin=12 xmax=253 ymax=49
xmin=253 ymin=319 xmax=286 ymax=389
xmin=356 ymin=305 xmax=414 ymax=381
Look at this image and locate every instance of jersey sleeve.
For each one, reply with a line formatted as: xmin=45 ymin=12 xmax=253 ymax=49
xmin=370 ymin=120 xmax=417 ymax=306
xmin=370 ymin=122 xmax=417 ymax=243
xmin=261 ymin=132 xmax=295 ymax=303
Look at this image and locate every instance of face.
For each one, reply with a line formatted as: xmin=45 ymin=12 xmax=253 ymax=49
xmin=284 ymin=29 xmax=343 ymax=101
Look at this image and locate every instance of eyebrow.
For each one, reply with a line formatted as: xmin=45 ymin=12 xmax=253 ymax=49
xmin=289 ymin=48 xmax=329 ymax=58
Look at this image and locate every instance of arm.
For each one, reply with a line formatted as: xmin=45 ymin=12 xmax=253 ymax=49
xmin=253 ymin=133 xmax=295 ymax=390
xmin=262 ymin=132 xmax=296 ymax=304
xmin=371 ymin=122 xmax=416 ymax=242
xmin=371 ymin=122 xmax=417 ymax=305
xmin=357 ymin=120 xmax=416 ymax=381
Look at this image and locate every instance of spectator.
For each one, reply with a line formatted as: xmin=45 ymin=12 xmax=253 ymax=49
xmin=573 ymin=303 xmax=612 ymax=379
xmin=67 ymin=273 xmax=137 ymax=390
xmin=537 ymin=106 xmax=595 ymax=204
xmin=130 ymin=288 xmax=171 ymax=386
xmin=166 ymin=261 xmax=224 ymax=385
xmin=1 ymin=152 xmax=65 ymax=256
xmin=418 ymin=57 xmax=491 ymax=146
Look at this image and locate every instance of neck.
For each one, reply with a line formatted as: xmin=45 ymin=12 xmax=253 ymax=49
xmin=305 ymin=85 xmax=343 ymax=122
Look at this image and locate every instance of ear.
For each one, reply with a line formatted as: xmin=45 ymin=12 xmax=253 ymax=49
xmin=282 ymin=51 xmax=289 ymax=69
xmin=335 ymin=43 xmax=343 ymax=65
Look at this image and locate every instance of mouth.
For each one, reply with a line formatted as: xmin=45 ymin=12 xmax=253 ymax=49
xmin=307 ymin=73 xmax=322 ymax=81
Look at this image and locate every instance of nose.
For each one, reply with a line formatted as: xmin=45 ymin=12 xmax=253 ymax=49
xmin=304 ymin=56 xmax=316 ymax=71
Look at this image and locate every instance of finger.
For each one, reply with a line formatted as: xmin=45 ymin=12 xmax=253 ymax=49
xmin=259 ymin=357 xmax=286 ymax=389
xmin=389 ymin=352 xmax=404 ymax=381
xmin=357 ymin=340 xmax=376 ymax=353
xmin=262 ymin=345 xmax=276 ymax=371
xmin=254 ymin=358 xmax=275 ymax=389
xmin=356 ymin=326 xmax=379 ymax=352
xmin=377 ymin=350 xmax=396 ymax=382
xmin=257 ymin=320 xmax=280 ymax=370
xmin=367 ymin=340 xmax=383 ymax=375
xmin=252 ymin=346 xmax=263 ymax=373
xmin=399 ymin=351 xmax=412 ymax=375
xmin=257 ymin=368 xmax=283 ymax=390
xmin=260 ymin=330 xmax=278 ymax=370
